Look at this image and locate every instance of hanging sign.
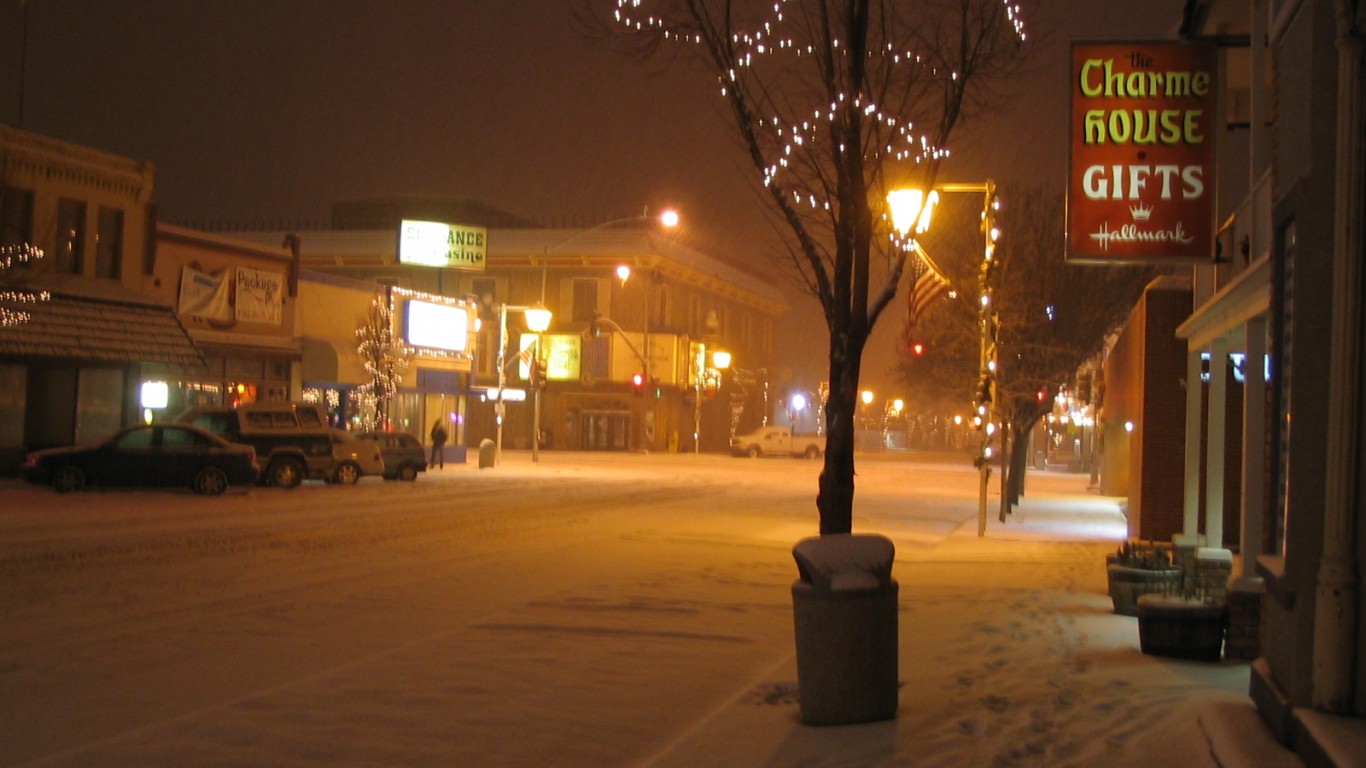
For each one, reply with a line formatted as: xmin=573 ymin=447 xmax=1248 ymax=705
xmin=1068 ymin=41 xmax=1217 ymax=264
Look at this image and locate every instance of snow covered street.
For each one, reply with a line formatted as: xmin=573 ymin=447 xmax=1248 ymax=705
xmin=1 ymin=451 xmax=1248 ymax=766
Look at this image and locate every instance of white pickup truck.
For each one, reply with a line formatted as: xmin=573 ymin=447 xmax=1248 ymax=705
xmin=729 ymin=426 xmax=825 ymax=459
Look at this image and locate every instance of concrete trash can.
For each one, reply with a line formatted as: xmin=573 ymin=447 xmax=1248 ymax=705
xmin=477 ymin=439 xmax=496 ymax=469
xmin=791 ymin=533 xmax=899 ymax=726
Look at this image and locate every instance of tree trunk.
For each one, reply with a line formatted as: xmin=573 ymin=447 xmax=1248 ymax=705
xmin=817 ymin=333 xmax=864 ymax=535
xmin=1008 ymin=420 xmax=1032 ymax=508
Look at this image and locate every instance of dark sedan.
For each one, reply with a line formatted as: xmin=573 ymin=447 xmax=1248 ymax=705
xmin=21 ymin=424 xmax=259 ymax=495
xmin=356 ymin=431 xmax=427 ymax=481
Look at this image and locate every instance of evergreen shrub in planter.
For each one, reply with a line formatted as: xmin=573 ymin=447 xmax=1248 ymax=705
xmin=1106 ymin=541 xmax=1181 ymax=617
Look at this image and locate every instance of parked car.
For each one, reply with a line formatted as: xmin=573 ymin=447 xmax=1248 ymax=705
xmin=20 ymin=424 xmax=259 ymax=495
xmin=327 ymin=429 xmax=385 ymax=484
xmin=729 ymin=426 xmax=825 ymax=459
xmin=356 ymin=431 xmax=427 ymax=481
xmin=175 ymin=402 xmax=334 ymax=488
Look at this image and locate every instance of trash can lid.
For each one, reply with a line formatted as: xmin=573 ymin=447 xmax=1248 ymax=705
xmin=793 ymin=533 xmax=895 ymax=591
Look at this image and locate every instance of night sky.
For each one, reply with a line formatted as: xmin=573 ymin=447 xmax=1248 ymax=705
xmin=0 ymin=0 xmax=1183 ymax=393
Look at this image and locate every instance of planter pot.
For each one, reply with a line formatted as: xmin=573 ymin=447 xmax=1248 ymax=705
xmin=1137 ymin=594 xmax=1227 ymax=662
xmin=1107 ymin=565 xmax=1181 ymax=617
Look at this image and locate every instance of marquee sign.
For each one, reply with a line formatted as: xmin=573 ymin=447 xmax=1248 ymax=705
xmin=397 ymin=220 xmax=487 ymax=270
xmin=1068 ymin=41 xmax=1217 ymax=264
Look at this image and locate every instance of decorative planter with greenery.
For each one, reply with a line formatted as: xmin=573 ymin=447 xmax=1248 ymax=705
xmin=1136 ymin=594 xmax=1227 ymax=662
xmin=1135 ymin=547 xmax=1231 ymax=662
xmin=1106 ymin=541 xmax=1181 ymax=617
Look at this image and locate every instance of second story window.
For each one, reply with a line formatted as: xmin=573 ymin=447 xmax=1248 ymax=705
xmin=471 ymin=277 xmax=498 ymax=322
xmin=95 ymin=206 xmax=124 ymax=279
xmin=571 ymin=278 xmax=599 ymax=323
xmin=57 ymin=198 xmax=86 ymax=275
xmin=1 ymin=185 xmax=34 ymax=250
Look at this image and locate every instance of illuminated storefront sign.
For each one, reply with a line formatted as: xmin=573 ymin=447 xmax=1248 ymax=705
xmin=404 ymin=299 xmax=470 ymax=352
xmin=1068 ymin=41 xmax=1217 ymax=263
xmin=518 ymin=334 xmax=582 ymax=381
xmin=397 ymin=220 xmax=487 ymax=270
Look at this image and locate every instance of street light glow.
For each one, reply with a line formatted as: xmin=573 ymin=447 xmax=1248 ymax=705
xmin=658 ymin=209 xmax=680 ymax=228
xmin=712 ymin=350 xmax=731 ymax=370
xmin=523 ymin=304 xmax=552 ymax=332
xmin=886 ymin=189 xmax=938 ymax=236
xmin=861 ymin=390 xmax=874 ymax=406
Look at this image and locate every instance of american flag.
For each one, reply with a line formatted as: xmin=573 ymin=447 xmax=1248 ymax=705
xmin=906 ymin=243 xmax=951 ymax=332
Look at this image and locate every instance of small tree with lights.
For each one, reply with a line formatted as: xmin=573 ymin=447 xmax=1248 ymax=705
xmin=355 ymin=294 xmax=410 ymax=431
xmin=0 ymin=243 xmax=49 ymax=328
xmin=609 ymin=0 xmax=1029 ymax=535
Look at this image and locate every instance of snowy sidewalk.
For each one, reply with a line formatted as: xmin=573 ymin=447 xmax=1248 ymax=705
xmin=637 ymin=469 xmax=1251 ymax=768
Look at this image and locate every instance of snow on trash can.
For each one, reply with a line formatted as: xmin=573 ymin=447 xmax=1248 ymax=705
xmin=477 ymin=439 xmax=496 ymax=469
xmin=791 ymin=533 xmax=898 ymax=726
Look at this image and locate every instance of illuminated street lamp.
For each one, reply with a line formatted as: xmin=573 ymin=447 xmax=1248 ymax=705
xmin=495 ymin=303 xmax=553 ymax=465
xmin=616 ymin=263 xmax=661 ymax=451
xmin=887 ymin=189 xmax=939 ymax=236
xmin=531 ymin=208 xmax=679 ymax=455
xmin=888 ymin=180 xmax=999 ymax=535
xmin=694 ymin=347 xmax=730 ymax=454
xmin=523 ymin=303 xmax=553 ymax=464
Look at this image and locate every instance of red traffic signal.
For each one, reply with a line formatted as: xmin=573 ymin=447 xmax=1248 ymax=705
xmin=911 ymin=341 xmax=925 ymax=356
xmin=631 ymin=372 xmax=645 ymax=395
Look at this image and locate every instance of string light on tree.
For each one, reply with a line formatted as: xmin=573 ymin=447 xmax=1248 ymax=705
xmin=354 ymin=294 xmax=410 ymax=430
xmin=615 ymin=0 xmax=1023 ymax=212
xmin=0 ymin=244 xmax=49 ymax=328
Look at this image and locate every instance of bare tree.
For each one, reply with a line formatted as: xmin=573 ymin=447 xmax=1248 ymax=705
xmin=355 ymin=294 xmax=410 ymax=431
xmin=607 ymin=0 xmax=1028 ymax=534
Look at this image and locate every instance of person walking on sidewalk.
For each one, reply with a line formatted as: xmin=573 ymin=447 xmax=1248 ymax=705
xmin=429 ymin=419 xmax=448 ymax=469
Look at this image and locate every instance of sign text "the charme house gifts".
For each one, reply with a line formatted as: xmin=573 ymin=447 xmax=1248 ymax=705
xmin=1068 ymin=41 xmax=1217 ymax=264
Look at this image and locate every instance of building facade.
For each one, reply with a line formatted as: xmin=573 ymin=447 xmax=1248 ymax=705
xmin=0 ymin=127 xmax=200 ymax=473
xmin=227 ymin=199 xmax=788 ymax=455
xmin=1174 ymin=0 xmax=1364 ymax=758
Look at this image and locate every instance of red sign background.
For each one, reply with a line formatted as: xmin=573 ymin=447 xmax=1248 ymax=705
xmin=1068 ymin=42 xmax=1217 ymax=264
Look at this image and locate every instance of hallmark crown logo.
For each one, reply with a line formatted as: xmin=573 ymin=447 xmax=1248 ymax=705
xmin=1129 ymin=203 xmax=1153 ymax=221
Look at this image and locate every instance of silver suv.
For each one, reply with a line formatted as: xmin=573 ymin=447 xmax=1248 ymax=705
xmin=175 ymin=402 xmax=335 ymax=488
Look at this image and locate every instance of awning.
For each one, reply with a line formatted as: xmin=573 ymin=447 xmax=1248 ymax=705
xmin=1175 ymin=256 xmax=1271 ymax=349
xmin=192 ymin=330 xmax=303 ymax=361
xmin=301 ymin=337 xmax=339 ymax=381
xmin=0 ymin=292 xmax=203 ymax=367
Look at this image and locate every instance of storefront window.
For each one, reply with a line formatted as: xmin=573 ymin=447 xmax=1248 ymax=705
xmin=0 ymin=364 xmax=25 ymax=445
xmin=75 ymin=368 xmax=123 ymax=443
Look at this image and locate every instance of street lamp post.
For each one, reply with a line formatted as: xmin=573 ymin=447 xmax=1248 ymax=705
xmin=495 ymin=303 xmax=553 ymax=466
xmin=889 ymin=180 xmax=999 ymax=536
xmin=532 ymin=209 xmax=678 ymax=455
xmin=524 ymin=304 xmax=552 ymax=463
xmin=692 ymin=347 xmax=730 ymax=454
xmin=616 ymin=264 xmax=657 ymax=452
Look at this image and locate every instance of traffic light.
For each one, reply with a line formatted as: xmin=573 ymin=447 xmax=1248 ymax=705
xmin=911 ymin=341 xmax=926 ymax=356
xmin=631 ymin=372 xmax=645 ymax=396
xmin=588 ymin=314 xmax=602 ymax=338
xmin=651 ymin=376 xmax=662 ymax=399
